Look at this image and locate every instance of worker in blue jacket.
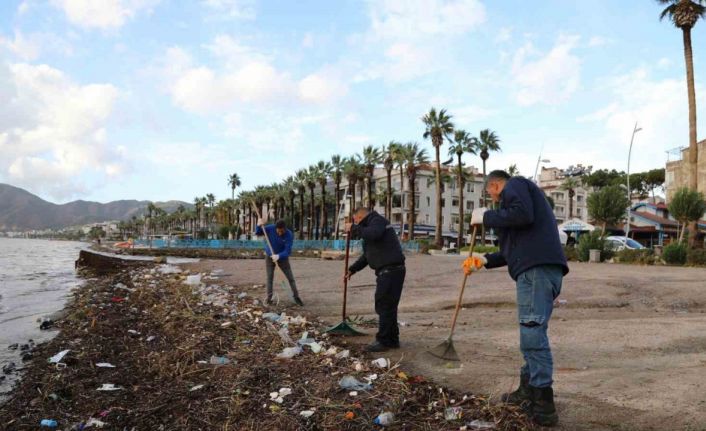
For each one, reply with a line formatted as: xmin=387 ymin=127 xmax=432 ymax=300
xmin=256 ymin=219 xmax=304 ymax=306
xmin=466 ymin=170 xmax=568 ymax=427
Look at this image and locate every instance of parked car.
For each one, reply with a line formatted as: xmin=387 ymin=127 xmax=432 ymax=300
xmin=605 ymin=236 xmax=645 ymax=251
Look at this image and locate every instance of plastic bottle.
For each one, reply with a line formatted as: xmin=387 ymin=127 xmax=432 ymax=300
xmin=374 ymin=412 xmax=395 ymax=426
xmin=40 ymin=419 xmax=58 ymax=428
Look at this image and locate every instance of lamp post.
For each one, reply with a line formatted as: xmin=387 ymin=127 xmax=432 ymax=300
xmin=533 ymin=156 xmax=551 ymax=182
xmin=625 ymin=122 xmax=642 ymax=238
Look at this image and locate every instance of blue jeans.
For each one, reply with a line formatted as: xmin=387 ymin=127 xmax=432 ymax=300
xmin=516 ymin=265 xmax=563 ymax=388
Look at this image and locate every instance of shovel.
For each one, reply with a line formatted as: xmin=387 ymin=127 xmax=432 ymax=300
xmin=325 ymin=219 xmax=365 ymax=336
xmin=427 ymin=225 xmax=479 ymax=361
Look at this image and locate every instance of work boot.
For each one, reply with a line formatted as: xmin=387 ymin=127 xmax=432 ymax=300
xmin=294 ymin=297 xmax=304 ymax=307
xmin=265 ymin=298 xmax=273 ymax=306
xmin=528 ymin=386 xmax=558 ymax=427
xmin=501 ymin=373 xmax=531 ymax=406
xmin=364 ymin=341 xmax=399 ymax=352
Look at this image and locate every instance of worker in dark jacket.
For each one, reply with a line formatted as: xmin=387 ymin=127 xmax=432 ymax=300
xmin=345 ymin=207 xmax=405 ymax=352
xmin=466 ymin=170 xmax=568 ymax=427
xmin=256 ymin=219 xmax=304 ymax=306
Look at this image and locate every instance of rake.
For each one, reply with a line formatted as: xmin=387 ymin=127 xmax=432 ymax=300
xmin=427 ymin=225 xmax=479 ymax=361
xmin=325 ymin=216 xmax=365 ymax=336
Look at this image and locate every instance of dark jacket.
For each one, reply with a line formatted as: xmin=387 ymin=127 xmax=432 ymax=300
xmin=348 ymin=211 xmax=405 ymax=275
xmin=483 ymin=177 xmax=569 ymax=280
xmin=255 ymin=224 xmax=293 ymax=259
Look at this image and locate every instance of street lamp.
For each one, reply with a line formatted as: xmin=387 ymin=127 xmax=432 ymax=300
xmin=533 ymin=155 xmax=551 ymax=182
xmin=625 ymin=122 xmax=642 ymax=237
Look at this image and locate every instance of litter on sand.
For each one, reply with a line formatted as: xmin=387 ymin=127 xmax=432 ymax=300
xmin=85 ymin=417 xmax=107 ymax=428
xmin=189 ymin=384 xmax=204 ymax=392
xmin=467 ymin=419 xmax=496 ymax=429
xmin=96 ymin=384 xmax=122 ymax=391
xmin=444 ymin=406 xmax=463 ymax=420
xmin=48 ymin=350 xmax=70 ymax=364
xmin=276 ymin=346 xmax=302 ymax=359
xmin=95 ymin=363 xmax=116 ymax=368
xmin=371 ymin=358 xmax=389 ymax=368
xmin=299 ymin=410 xmax=315 ymax=418
xmin=338 ymin=375 xmax=372 ymax=391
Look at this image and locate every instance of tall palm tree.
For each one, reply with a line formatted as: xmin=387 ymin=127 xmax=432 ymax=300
xmin=422 ymin=107 xmax=455 ymax=247
xmin=344 ymin=157 xmax=364 ymax=218
xmin=228 ymin=173 xmax=241 ymax=200
xmin=306 ymin=166 xmax=318 ymax=240
xmin=330 ymin=155 xmax=345 ymax=237
xmin=283 ymin=176 xmax=297 ymax=226
xmin=507 ymin=164 xmax=520 ymax=177
xmin=658 ymin=0 xmax=705 ymax=191
xmin=392 ymin=143 xmax=407 ymax=239
xmin=403 ymin=142 xmax=430 ymax=240
xmin=362 ymin=145 xmax=382 ymax=210
xmin=560 ymin=177 xmax=581 ymax=219
xmin=316 ymin=160 xmax=332 ymax=239
xmin=448 ymin=130 xmax=478 ymax=249
xmin=295 ymin=169 xmax=308 ymax=240
xmin=478 ymin=129 xmax=502 ymax=206
xmin=384 ymin=141 xmax=401 ymax=219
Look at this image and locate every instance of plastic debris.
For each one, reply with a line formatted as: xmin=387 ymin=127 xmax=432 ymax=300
xmin=277 ymin=326 xmax=293 ymax=344
xmin=48 ymin=349 xmax=70 ymax=364
xmin=344 ymin=411 xmax=355 ymax=420
xmin=262 ymin=312 xmax=281 ymax=322
xmin=85 ymin=417 xmax=107 ymax=428
xmin=209 ymin=356 xmax=231 ymax=365
xmin=190 ymin=384 xmax=204 ymax=392
xmin=374 ymin=412 xmax=395 ymax=426
xmin=371 ymin=358 xmax=389 ymax=368
xmin=127 ymin=330 xmax=140 ymax=336
xmin=158 ymin=265 xmax=182 ymax=274
xmin=299 ymin=410 xmax=315 ymax=418
xmin=269 ymin=387 xmax=292 ymax=403
xmin=96 ymin=384 xmax=122 ymax=391
xmin=323 ymin=347 xmax=338 ymax=356
xmin=276 ymin=346 xmax=302 ymax=359
xmin=364 ymin=373 xmax=378 ymax=383
xmin=338 ymin=375 xmax=372 ymax=391
xmin=146 ymin=335 xmax=156 ymax=342
xmin=220 ymin=321 xmax=233 ymax=328
xmin=95 ymin=363 xmax=116 ymax=368
xmin=335 ymin=349 xmax=350 ymax=359
xmin=40 ymin=419 xmax=58 ymax=428
xmin=349 ymin=391 xmax=358 ymax=396
xmin=467 ymin=419 xmax=496 ymax=430
xmin=184 ymin=274 xmax=202 ymax=286
xmin=397 ymin=371 xmax=408 ymax=381
xmin=445 ymin=406 xmax=463 ymax=420
xmin=237 ymin=292 xmax=248 ymax=299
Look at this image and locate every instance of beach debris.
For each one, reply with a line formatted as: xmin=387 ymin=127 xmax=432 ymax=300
xmin=40 ymin=419 xmax=58 ymax=428
xmin=344 ymin=411 xmax=355 ymax=420
xmin=48 ymin=349 xmax=70 ymax=364
xmin=40 ymin=319 xmax=55 ymax=330
xmin=110 ymin=296 xmax=125 ymax=303
xmin=22 ymin=352 xmax=33 ymax=361
xmin=338 ymin=375 xmax=372 ymax=391
xmin=158 ymin=265 xmax=182 ymax=274
xmin=184 ymin=275 xmax=202 ymax=286
xmin=209 ymin=356 xmax=231 ymax=365
xmin=297 ymin=332 xmax=323 ymax=353
xmin=95 ymin=363 xmax=116 ymax=368
xmin=349 ymin=391 xmax=358 ymax=396
xmin=397 ymin=371 xmax=409 ymax=381
xmin=374 ymin=412 xmax=395 ymax=426
xmin=269 ymin=387 xmax=292 ymax=404
xmin=145 ymin=335 xmax=156 ymax=342
xmin=85 ymin=417 xmax=107 ymax=428
xmin=364 ymin=373 xmax=378 ymax=383
xmin=467 ymin=419 xmax=496 ymax=429
xmin=334 ymin=349 xmax=350 ymax=359
xmin=299 ymin=410 xmax=315 ymax=418
xmin=8 ymin=343 xmax=18 ymax=350
xmin=276 ymin=346 xmax=302 ymax=359
xmin=189 ymin=384 xmax=204 ymax=392
xmin=276 ymin=326 xmax=293 ymax=345
xmin=323 ymin=346 xmax=338 ymax=356
xmin=371 ymin=358 xmax=389 ymax=368
xmin=262 ymin=312 xmax=281 ymax=322
xmin=444 ymin=406 xmax=463 ymax=420
xmin=96 ymin=384 xmax=122 ymax=391
xmin=220 ymin=321 xmax=233 ymax=328
xmin=237 ymin=292 xmax=248 ymax=299
xmin=3 ymin=362 xmax=16 ymax=374
xmin=127 ymin=330 xmax=140 ymax=336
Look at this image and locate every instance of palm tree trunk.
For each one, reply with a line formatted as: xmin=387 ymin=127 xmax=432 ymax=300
xmin=308 ymin=189 xmax=315 ymax=240
xmin=434 ymin=144 xmax=442 ymax=247
xmin=457 ymin=154 xmax=464 ymax=250
xmin=408 ymin=172 xmax=415 ymax=240
xmin=367 ymin=176 xmax=374 ymax=211
xmin=683 ymin=27 xmax=699 ymax=189
xmin=350 ymin=181 xmax=357 ymax=217
xmin=399 ymin=167 xmax=405 ymax=240
xmin=386 ymin=168 xmax=392 ymax=219
xmin=320 ymin=185 xmax=327 ymax=240
xmin=482 ymin=158 xmax=487 ymax=245
xmin=334 ymin=181 xmax=341 ymax=238
xmin=569 ymin=192 xmax=574 ymax=219
xmin=298 ymin=194 xmax=305 ymax=240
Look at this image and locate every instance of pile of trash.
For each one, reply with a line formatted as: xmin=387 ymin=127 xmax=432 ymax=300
xmin=0 ymin=264 xmax=534 ymax=430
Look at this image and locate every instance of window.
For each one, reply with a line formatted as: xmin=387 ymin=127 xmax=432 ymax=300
xmin=441 ymin=198 xmax=446 ymax=207
xmin=450 ymin=181 xmax=456 ymax=190
xmin=556 ymin=206 xmax=564 ymax=214
xmin=392 ymin=194 xmax=402 ymax=208
xmin=452 ymin=216 xmax=460 ymax=227
xmin=576 ymin=195 xmax=583 ymax=203
xmin=426 ymin=197 xmax=431 ymax=207
xmin=393 ymin=214 xmax=402 ymax=223
xmin=466 ymin=200 xmax=474 ymax=211
xmin=452 ymin=198 xmax=459 ymax=207
xmin=577 ymin=208 xmax=582 ymax=217
xmin=466 ymin=183 xmax=473 ymax=193
xmin=425 ymin=214 xmax=430 ymax=224
xmin=415 ymin=199 xmax=419 ymax=208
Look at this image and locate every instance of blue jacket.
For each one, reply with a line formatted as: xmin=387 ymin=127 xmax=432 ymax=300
xmin=483 ymin=177 xmax=569 ymax=280
xmin=255 ymin=224 xmax=293 ymax=259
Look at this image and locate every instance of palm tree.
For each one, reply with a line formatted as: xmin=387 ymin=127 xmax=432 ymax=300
xmin=560 ymin=177 xmax=581 ymax=219
xmin=330 ymin=155 xmax=345 ymax=237
xmin=228 ymin=173 xmax=241 ymax=199
xmin=478 ymin=129 xmax=501 ymax=205
xmin=422 ymin=107 xmax=455 ymax=247
xmin=507 ymin=164 xmax=520 ymax=176
xmin=403 ymin=142 xmax=430 ymax=240
xmin=295 ymin=169 xmax=307 ymax=240
xmin=344 ymin=157 xmax=364 ymax=218
xmin=316 ymin=160 xmax=332 ymax=239
xmin=305 ymin=166 xmax=318 ymax=240
xmin=384 ymin=141 xmax=401 ymax=219
xmin=362 ymin=145 xmax=382 ymax=210
xmin=448 ymin=130 xmax=478 ymax=249
xmin=658 ymin=0 xmax=705 ymax=191
xmin=392 ymin=143 xmax=407 ymax=239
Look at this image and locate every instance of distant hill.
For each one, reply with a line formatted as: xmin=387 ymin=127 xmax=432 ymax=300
xmin=0 ymin=183 xmax=192 ymax=231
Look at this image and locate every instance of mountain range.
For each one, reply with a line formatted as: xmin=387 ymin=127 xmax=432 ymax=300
xmin=0 ymin=183 xmax=191 ymax=231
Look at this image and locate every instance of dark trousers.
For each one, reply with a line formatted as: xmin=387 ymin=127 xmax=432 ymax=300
xmin=374 ymin=266 xmax=405 ymax=346
xmin=265 ymin=258 xmax=300 ymax=300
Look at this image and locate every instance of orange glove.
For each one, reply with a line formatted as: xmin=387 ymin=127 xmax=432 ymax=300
xmin=462 ymin=254 xmax=486 ymax=275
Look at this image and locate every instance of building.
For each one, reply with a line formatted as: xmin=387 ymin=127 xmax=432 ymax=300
xmin=538 ymin=165 xmax=593 ymax=224
xmin=665 ymin=139 xmax=706 ymax=200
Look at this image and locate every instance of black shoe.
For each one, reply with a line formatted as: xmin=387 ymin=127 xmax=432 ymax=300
xmin=265 ymin=298 xmax=273 ymax=305
xmin=294 ymin=297 xmax=304 ymax=307
xmin=528 ymin=386 xmax=558 ymax=427
xmin=365 ymin=341 xmax=399 ymax=352
xmin=501 ymin=373 xmax=531 ymax=406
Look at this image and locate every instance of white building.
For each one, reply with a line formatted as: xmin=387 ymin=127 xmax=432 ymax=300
xmin=538 ymin=165 xmax=593 ymax=224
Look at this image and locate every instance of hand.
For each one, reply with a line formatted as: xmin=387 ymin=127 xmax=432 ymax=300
xmin=343 ymin=271 xmax=353 ymax=282
xmin=257 ymin=218 xmax=265 ymax=227
xmin=470 ymin=207 xmax=488 ymax=226
xmin=462 ymin=253 xmax=487 ymax=275
xmin=344 ymin=222 xmax=353 ymax=233
xmin=271 ymin=254 xmax=280 ymax=263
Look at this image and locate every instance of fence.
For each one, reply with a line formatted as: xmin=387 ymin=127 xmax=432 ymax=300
xmin=134 ymin=238 xmax=420 ymax=253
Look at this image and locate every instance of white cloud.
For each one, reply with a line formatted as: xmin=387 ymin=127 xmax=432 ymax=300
xmin=299 ymin=70 xmax=348 ymax=104
xmin=451 ymin=105 xmax=497 ymax=125
xmin=202 ymin=0 xmax=256 ymax=20
xmin=512 ymin=35 xmax=581 ymax=106
xmin=588 ymin=36 xmax=609 ymax=47
xmin=0 ymin=62 xmax=125 ymax=199
xmin=302 ymin=33 xmax=314 ymax=49
xmin=496 ymin=27 xmax=512 ymax=43
xmin=0 ymin=30 xmax=73 ymax=61
xmin=658 ymin=57 xmax=672 ymax=69
xmin=50 ymin=0 xmax=160 ymax=29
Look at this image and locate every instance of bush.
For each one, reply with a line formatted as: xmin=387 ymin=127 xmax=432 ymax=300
xmin=563 ymin=245 xmax=579 ymax=262
xmin=577 ymin=230 xmax=607 ymax=262
xmin=663 ymin=242 xmax=687 ymax=265
xmin=615 ymin=248 xmax=654 ymax=265
xmin=686 ymin=248 xmax=706 ymax=266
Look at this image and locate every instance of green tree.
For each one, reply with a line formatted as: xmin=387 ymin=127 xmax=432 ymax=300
xmin=448 ymin=129 xmax=478 ymax=248
xmin=383 ymin=142 xmax=401 ymax=219
xmin=88 ymin=226 xmax=106 ymax=241
xmin=658 ymin=0 xmax=705 ymax=190
xmin=477 ymin=129 xmax=501 ymax=206
xmin=403 ymin=142 xmax=430 ymax=240
xmin=422 ymin=107 xmax=455 ymax=247
xmin=362 ymin=145 xmax=382 ymax=210
xmin=330 ymin=155 xmax=345 ymax=237
xmin=507 ymin=164 xmax=520 ymax=176
xmin=645 ymin=168 xmax=666 ymax=201
xmin=582 ymin=169 xmax=624 ymax=189
xmin=560 ymin=177 xmax=581 ymax=219
xmin=316 ymin=160 xmax=332 ymax=239
xmin=587 ymin=185 xmax=631 ymax=233
xmin=228 ymin=173 xmax=241 ymax=200
xmin=668 ymin=187 xmax=706 ymax=243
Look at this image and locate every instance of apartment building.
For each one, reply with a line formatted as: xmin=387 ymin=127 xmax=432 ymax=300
xmin=538 ymin=165 xmax=593 ymax=224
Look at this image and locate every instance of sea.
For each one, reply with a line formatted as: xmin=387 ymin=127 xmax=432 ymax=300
xmin=0 ymin=238 xmax=85 ymax=398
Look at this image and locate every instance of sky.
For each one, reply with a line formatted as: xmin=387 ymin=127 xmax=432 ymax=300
xmin=1 ymin=0 xmax=705 ymax=204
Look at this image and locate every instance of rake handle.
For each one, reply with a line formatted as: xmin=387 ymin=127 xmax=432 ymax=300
xmin=342 ymin=218 xmax=352 ymax=321
xmin=448 ymin=225 xmax=478 ymax=337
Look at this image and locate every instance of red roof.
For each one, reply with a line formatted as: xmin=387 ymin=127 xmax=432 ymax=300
xmin=632 ymin=211 xmax=679 ymax=227
xmin=655 ymin=203 xmax=668 ymax=209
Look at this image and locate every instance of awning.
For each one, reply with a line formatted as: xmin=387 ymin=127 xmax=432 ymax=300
xmin=558 ymin=218 xmax=595 ymax=232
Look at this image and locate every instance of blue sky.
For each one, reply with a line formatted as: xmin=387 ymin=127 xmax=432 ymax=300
xmin=1 ymin=0 xmax=705 ymax=204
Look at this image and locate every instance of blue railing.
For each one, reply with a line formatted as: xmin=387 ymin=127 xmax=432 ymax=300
xmin=134 ymin=238 xmax=420 ymax=253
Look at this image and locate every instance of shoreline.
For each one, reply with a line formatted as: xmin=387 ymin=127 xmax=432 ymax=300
xmin=0 ymin=253 xmax=531 ymax=430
